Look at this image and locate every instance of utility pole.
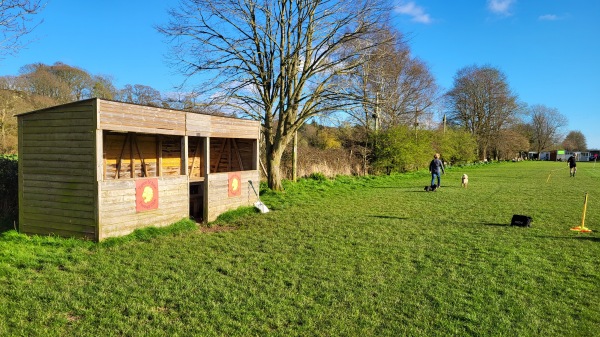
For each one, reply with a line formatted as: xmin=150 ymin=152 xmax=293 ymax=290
xmin=374 ymin=92 xmax=380 ymax=132
xmin=414 ymin=106 xmax=419 ymax=142
xmin=292 ymin=130 xmax=298 ymax=182
xmin=443 ymin=114 xmax=447 ymax=134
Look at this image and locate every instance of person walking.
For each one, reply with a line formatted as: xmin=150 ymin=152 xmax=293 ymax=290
xmin=567 ymin=153 xmax=577 ymax=177
xmin=429 ymin=153 xmax=445 ymax=188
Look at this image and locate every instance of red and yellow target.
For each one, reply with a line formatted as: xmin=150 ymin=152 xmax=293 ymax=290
xmin=136 ymin=178 xmax=159 ymax=212
xmin=228 ymin=172 xmax=241 ymax=197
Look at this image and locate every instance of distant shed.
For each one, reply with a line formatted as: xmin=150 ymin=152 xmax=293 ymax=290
xmin=17 ymin=98 xmax=261 ymax=241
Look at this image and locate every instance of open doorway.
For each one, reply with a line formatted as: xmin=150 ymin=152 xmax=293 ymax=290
xmin=188 ymin=137 xmax=205 ymax=222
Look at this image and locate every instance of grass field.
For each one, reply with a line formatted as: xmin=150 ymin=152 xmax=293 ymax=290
xmin=1 ymin=161 xmax=599 ymax=336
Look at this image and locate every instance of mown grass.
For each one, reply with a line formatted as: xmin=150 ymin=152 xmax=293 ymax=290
xmin=1 ymin=161 xmax=599 ymax=336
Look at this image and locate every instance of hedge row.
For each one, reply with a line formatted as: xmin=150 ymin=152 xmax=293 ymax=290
xmin=0 ymin=155 xmax=18 ymax=224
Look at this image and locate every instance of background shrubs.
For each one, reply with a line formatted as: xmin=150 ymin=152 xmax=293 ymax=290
xmin=0 ymin=155 xmax=18 ymax=229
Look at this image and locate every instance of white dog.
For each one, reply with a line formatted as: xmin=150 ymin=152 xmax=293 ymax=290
xmin=461 ymin=174 xmax=469 ymax=188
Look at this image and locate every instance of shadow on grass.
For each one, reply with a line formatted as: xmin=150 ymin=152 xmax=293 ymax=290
xmin=481 ymin=222 xmax=511 ymax=227
xmin=368 ymin=215 xmax=408 ymax=220
xmin=573 ymin=236 xmax=600 ymax=242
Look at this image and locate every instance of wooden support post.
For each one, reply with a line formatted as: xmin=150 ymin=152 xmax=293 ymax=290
xmin=130 ymin=133 xmax=135 ymax=178
xmin=157 ymin=135 xmax=162 ymax=177
xmin=182 ymin=136 xmax=189 ymax=176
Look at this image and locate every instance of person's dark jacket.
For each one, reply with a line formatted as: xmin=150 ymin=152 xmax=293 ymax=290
xmin=429 ymin=158 xmax=445 ymax=174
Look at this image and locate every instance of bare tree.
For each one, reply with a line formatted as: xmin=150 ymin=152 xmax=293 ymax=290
xmin=0 ymin=0 xmax=44 ymax=57
xmin=492 ymin=128 xmax=530 ymax=160
xmin=529 ymin=104 xmax=567 ymax=154
xmin=341 ymin=27 xmax=438 ymax=131
xmin=159 ymin=0 xmax=391 ymax=190
xmin=562 ymin=130 xmax=587 ymax=151
xmin=445 ymin=65 xmax=520 ymax=160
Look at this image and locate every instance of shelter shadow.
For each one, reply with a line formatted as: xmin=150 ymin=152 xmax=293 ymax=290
xmin=368 ymin=215 xmax=408 ymax=220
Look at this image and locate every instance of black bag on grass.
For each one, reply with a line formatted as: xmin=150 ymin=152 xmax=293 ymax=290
xmin=511 ymin=215 xmax=532 ymax=227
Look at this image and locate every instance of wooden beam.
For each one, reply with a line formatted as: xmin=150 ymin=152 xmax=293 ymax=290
xmin=189 ymin=138 xmax=201 ymax=178
xmin=181 ymin=136 xmax=188 ymax=176
xmin=133 ymin=135 xmax=148 ymax=177
xmin=129 ymin=133 xmax=134 ymax=178
xmin=227 ymin=138 xmax=232 ymax=172
xmin=116 ymin=133 xmax=129 ymax=179
xmin=213 ymin=138 xmax=227 ymax=173
xmin=231 ymin=139 xmax=245 ymax=171
xmin=157 ymin=135 xmax=162 ymax=177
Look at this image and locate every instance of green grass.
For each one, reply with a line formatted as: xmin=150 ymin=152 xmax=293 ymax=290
xmin=1 ymin=161 xmax=599 ymax=336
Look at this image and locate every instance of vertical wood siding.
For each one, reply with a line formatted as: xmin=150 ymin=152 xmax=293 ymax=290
xmin=18 ymin=101 xmax=97 ymax=239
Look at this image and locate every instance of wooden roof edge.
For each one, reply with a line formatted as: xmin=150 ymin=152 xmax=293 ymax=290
xmin=16 ymin=97 xmax=259 ymax=126
xmin=14 ymin=97 xmax=98 ymax=117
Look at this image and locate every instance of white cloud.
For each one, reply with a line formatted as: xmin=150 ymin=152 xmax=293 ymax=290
xmin=488 ymin=0 xmax=515 ymax=16
xmin=395 ymin=1 xmax=432 ymax=24
xmin=538 ymin=14 xmax=559 ymax=21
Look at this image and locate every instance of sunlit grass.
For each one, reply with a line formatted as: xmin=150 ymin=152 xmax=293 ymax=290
xmin=1 ymin=161 xmax=599 ymax=336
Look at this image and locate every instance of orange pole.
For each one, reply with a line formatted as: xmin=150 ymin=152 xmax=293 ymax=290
xmin=581 ymin=193 xmax=588 ymax=229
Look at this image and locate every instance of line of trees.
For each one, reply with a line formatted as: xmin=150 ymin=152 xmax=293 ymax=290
xmin=0 ymin=62 xmax=218 ymax=153
xmin=0 ymin=0 xmax=589 ymax=190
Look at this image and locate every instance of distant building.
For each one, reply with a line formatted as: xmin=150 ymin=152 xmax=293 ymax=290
xmin=547 ymin=150 xmax=590 ymax=161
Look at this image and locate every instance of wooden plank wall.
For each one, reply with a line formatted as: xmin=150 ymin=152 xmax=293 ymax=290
xmin=209 ymin=116 xmax=259 ymax=139
xmin=104 ymin=133 xmax=159 ymax=179
xmin=99 ymin=100 xmax=185 ymax=135
xmin=210 ymin=138 xmax=256 ymax=173
xmin=205 ymin=171 xmax=260 ymax=222
xmin=161 ymin=136 xmax=182 ymax=176
xmin=188 ymin=137 xmax=204 ymax=180
xmin=99 ymin=176 xmax=188 ymax=239
xmin=187 ymin=112 xmax=259 ymax=139
xmin=185 ymin=113 xmax=211 ymax=136
xmin=18 ymin=101 xmax=97 ymax=239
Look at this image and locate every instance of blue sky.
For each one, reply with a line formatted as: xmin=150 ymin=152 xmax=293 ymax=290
xmin=1 ymin=0 xmax=599 ymax=149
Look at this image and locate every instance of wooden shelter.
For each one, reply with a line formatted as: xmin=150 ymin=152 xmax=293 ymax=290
xmin=17 ymin=98 xmax=261 ymax=241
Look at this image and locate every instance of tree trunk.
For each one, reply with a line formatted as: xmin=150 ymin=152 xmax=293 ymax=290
xmin=266 ymin=144 xmax=286 ymax=191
